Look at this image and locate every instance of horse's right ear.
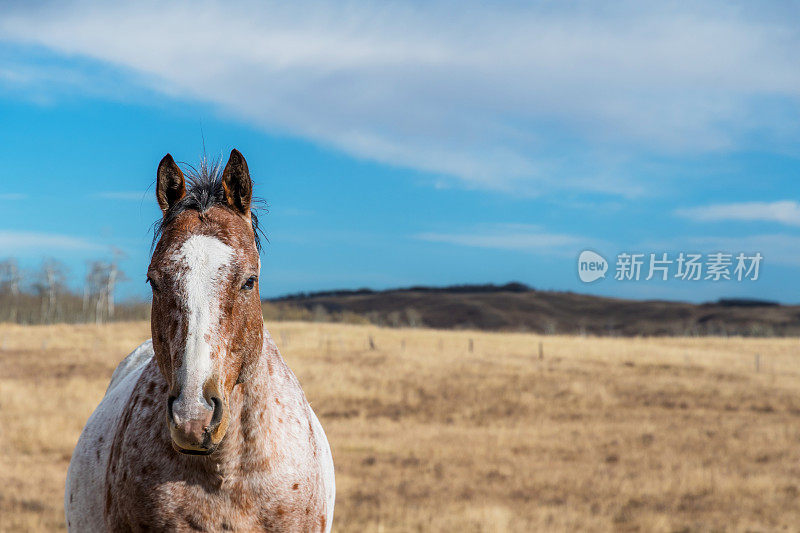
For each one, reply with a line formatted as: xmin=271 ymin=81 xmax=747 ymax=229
xmin=156 ymin=154 xmax=186 ymax=214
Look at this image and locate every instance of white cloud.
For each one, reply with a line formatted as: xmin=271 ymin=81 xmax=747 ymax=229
xmin=1 ymin=1 xmax=799 ymax=195
xmin=0 ymin=231 xmax=103 ymax=252
xmin=415 ymin=223 xmax=586 ymax=254
xmin=676 ymin=201 xmax=800 ymax=227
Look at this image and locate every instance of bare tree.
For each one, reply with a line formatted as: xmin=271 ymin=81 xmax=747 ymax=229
xmin=35 ymin=259 xmax=68 ymax=323
xmin=0 ymin=259 xmax=21 ymax=321
xmin=405 ymin=307 xmax=423 ymax=328
xmin=387 ymin=310 xmax=402 ymax=328
xmin=0 ymin=256 xmax=146 ymax=325
xmin=106 ymin=248 xmax=128 ymax=319
xmin=86 ymin=261 xmax=109 ymax=324
xmin=85 ymin=256 xmax=128 ymax=324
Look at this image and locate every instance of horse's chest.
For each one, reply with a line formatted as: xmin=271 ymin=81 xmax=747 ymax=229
xmin=109 ymin=466 xmax=324 ymax=532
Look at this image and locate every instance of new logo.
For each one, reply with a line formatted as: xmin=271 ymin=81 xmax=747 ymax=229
xmin=578 ymin=250 xmax=608 ymax=283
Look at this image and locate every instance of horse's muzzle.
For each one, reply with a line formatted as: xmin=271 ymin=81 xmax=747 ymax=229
xmin=167 ymin=393 xmax=223 ymax=454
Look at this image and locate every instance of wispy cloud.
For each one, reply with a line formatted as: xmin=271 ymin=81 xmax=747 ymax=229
xmin=415 ymin=224 xmax=587 ymax=254
xmin=0 ymin=193 xmax=27 ymax=200
xmin=676 ymin=201 xmax=800 ymax=227
xmin=1 ymin=1 xmax=799 ymax=196
xmin=0 ymin=231 xmax=103 ymax=253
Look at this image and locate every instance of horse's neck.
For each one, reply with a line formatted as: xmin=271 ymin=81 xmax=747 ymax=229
xmin=212 ymin=330 xmax=308 ymax=474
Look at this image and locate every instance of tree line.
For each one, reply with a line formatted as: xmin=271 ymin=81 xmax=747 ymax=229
xmin=0 ymin=256 xmax=424 ymax=328
xmin=0 ymin=255 xmax=149 ymax=325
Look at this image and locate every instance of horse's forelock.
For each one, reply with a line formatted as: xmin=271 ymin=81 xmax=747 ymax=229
xmin=151 ymin=158 xmax=265 ymax=255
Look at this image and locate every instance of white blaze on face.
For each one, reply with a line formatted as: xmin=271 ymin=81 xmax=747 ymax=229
xmin=171 ymin=234 xmax=233 ymax=417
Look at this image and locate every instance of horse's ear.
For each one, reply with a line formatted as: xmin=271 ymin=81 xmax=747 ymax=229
xmin=221 ymin=149 xmax=252 ymax=218
xmin=156 ymin=154 xmax=186 ymax=214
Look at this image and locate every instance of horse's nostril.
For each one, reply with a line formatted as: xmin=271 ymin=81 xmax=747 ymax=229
xmin=167 ymin=395 xmax=177 ymax=421
xmin=209 ymin=396 xmax=223 ymax=430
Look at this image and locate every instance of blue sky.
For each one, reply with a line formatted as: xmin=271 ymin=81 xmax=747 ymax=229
xmin=0 ymin=1 xmax=799 ymax=303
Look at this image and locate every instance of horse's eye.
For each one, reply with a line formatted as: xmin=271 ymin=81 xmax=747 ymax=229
xmin=242 ymin=276 xmax=257 ymax=291
xmin=146 ymin=276 xmax=159 ymax=292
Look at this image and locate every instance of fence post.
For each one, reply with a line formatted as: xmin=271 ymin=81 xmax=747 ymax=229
xmin=538 ymin=341 xmax=543 ymax=360
xmin=755 ymin=353 xmax=760 ymax=373
xmin=369 ymin=335 xmax=376 ymax=350
xmin=468 ymin=338 xmax=474 ymax=353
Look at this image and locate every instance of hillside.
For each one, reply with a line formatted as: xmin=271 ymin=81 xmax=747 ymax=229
xmin=271 ymin=283 xmax=800 ymax=336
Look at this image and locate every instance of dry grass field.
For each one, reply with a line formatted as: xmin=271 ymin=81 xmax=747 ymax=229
xmin=2 ymin=322 xmax=800 ymax=532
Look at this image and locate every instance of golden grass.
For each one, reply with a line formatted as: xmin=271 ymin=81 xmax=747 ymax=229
xmin=1 ymin=322 xmax=800 ymax=532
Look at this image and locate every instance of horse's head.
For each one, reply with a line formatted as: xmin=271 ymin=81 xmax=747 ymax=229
xmin=148 ymin=149 xmax=263 ymax=455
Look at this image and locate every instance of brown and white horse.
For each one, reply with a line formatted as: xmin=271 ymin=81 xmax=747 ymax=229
xmin=65 ymin=150 xmax=334 ymax=531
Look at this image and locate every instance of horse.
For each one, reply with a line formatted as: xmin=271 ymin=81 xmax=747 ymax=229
xmin=65 ymin=150 xmax=335 ymax=532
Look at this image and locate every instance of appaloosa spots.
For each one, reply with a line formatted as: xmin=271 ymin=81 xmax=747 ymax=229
xmin=65 ymin=150 xmax=334 ymax=532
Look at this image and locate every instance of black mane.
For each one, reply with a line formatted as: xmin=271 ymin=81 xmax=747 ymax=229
xmin=152 ymin=158 xmax=264 ymax=253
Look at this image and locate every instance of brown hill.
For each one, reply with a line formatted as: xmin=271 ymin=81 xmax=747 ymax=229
xmin=271 ymin=283 xmax=800 ymax=336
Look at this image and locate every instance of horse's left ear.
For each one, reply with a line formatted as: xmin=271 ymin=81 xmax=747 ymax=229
xmin=221 ymin=149 xmax=252 ymax=218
